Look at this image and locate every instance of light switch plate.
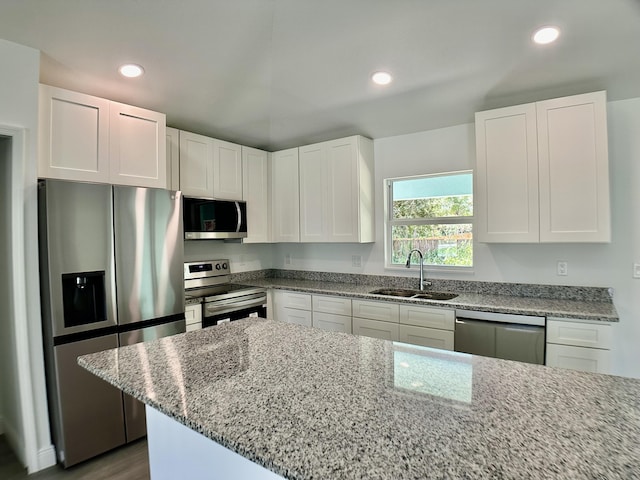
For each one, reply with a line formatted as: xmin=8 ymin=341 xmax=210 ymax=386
xmin=633 ymin=263 xmax=640 ymax=279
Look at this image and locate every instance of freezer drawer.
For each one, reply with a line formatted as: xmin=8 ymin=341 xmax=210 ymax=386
xmin=53 ymin=335 xmax=125 ymax=467
xmin=118 ymin=319 xmax=186 ymax=442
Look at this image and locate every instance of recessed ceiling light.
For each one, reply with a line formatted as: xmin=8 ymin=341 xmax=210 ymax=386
xmin=371 ymin=71 xmax=393 ymax=85
xmin=532 ymin=26 xmax=560 ymax=45
xmin=118 ymin=64 xmax=145 ymax=78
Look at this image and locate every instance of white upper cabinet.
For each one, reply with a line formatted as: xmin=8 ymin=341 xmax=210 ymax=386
xmin=166 ymin=127 xmax=180 ymax=191
xmin=271 ymin=148 xmax=300 ymax=242
xmin=179 ymin=131 xmax=214 ymax=197
xmin=537 ymin=92 xmax=610 ymax=242
xmin=178 ymin=131 xmax=242 ymax=200
xmin=475 ymin=103 xmax=539 ymax=242
xmin=213 ymin=139 xmax=243 ymax=200
xmin=299 ymin=135 xmax=374 ymax=243
xmin=39 ymin=85 xmax=167 ymax=188
xmin=39 ymin=85 xmax=111 ymax=183
xmin=475 ymin=91 xmax=611 ymax=243
xmin=242 ymin=146 xmax=271 ymax=243
xmin=109 ymin=101 xmax=166 ymax=188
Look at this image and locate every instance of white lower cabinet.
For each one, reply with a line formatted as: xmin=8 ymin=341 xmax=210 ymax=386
xmin=545 ymin=318 xmax=611 ymax=374
xmin=185 ymin=304 xmax=202 ymax=332
xmin=311 ymin=295 xmax=352 ymax=333
xmin=352 ymin=317 xmax=399 ymax=341
xmin=398 ymin=304 xmax=455 ymax=350
xmin=352 ymin=299 xmax=399 ymax=340
xmin=273 ymin=290 xmax=312 ymax=327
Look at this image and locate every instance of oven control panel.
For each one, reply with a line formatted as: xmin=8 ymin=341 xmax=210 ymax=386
xmin=184 ymin=259 xmax=230 ymax=280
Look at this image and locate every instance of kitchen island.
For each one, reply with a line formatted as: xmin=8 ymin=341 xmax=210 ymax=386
xmin=79 ymin=319 xmax=639 ymax=479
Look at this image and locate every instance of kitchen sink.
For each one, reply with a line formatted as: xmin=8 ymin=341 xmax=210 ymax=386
xmin=368 ymin=288 xmax=417 ymax=297
xmin=369 ymin=289 xmax=458 ymax=301
xmin=411 ymin=292 xmax=458 ymax=301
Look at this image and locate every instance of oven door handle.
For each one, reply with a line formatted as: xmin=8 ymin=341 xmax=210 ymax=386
xmin=205 ymin=296 xmax=267 ymax=316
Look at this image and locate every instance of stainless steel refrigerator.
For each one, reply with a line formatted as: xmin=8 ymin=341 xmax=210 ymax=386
xmin=38 ymin=179 xmax=185 ymax=467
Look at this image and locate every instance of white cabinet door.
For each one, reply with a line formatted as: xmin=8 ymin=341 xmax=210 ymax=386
xmin=312 ymin=312 xmax=352 ymax=333
xmin=546 ymin=344 xmax=610 ymax=374
xmin=166 ymin=127 xmax=180 ymax=191
xmin=298 ymin=136 xmax=374 ymax=243
xmin=179 ymin=131 xmax=214 ymax=197
xmin=213 ymin=139 xmax=242 ymax=200
xmin=352 ymin=317 xmax=399 ymax=341
xmin=109 ymin=102 xmax=166 ymax=188
xmin=275 ymin=291 xmax=312 ymax=310
xmin=279 ymin=307 xmax=312 ymax=327
xmin=547 ymin=319 xmax=612 ymax=349
xmin=39 ymin=85 xmax=110 ymax=183
xmin=312 ymin=295 xmax=352 ymax=316
xmin=242 ymin=147 xmax=271 ymax=243
xmin=399 ymin=305 xmax=455 ymax=330
xmin=299 ymin=143 xmax=326 ymax=242
xmin=185 ymin=304 xmax=202 ymax=332
xmin=537 ymin=91 xmax=611 ymax=242
xmin=325 ymin=137 xmax=360 ymax=242
xmin=398 ymin=325 xmax=454 ymax=351
xmin=352 ymin=300 xmax=399 ymax=323
xmin=475 ymin=103 xmax=539 ymax=242
xmin=271 ymin=148 xmax=300 ymax=242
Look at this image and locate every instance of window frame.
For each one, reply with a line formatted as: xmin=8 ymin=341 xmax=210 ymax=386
xmin=384 ymin=170 xmax=474 ymax=271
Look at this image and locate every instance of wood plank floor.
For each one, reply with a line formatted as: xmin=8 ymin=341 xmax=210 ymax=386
xmin=0 ymin=435 xmax=150 ymax=480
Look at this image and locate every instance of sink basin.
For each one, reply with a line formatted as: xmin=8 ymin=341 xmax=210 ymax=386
xmin=411 ymin=292 xmax=458 ymax=301
xmin=368 ymin=288 xmax=417 ymax=297
xmin=369 ymin=289 xmax=458 ymax=301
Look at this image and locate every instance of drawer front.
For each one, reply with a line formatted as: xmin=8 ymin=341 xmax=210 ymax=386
xmin=546 ymin=344 xmax=611 ymax=374
xmin=312 ymin=295 xmax=352 ymax=316
xmin=352 ymin=317 xmax=399 ymax=341
xmin=312 ymin=312 xmax=352 ymax=334
xmin=276 ymin=290 xmax=312 ymax=310
xmin=399 ymin=325 xmax=454 ymax=351
xmin=352 ymin=300 xmax=399 ymax=323
xmin=279 ymin=306 xmax=312 ymax=327
xmin=399 ymin=305 xmax=454 ymax=330
xmin=547 ymin=319 xmax=611 ymax=349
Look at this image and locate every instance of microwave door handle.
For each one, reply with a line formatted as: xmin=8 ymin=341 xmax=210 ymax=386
xmin=235 ymin=202 xmax=241 ymax=232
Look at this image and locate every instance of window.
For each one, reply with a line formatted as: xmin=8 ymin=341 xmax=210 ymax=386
xmin=386 ymin=171 xmax=473 ymax=268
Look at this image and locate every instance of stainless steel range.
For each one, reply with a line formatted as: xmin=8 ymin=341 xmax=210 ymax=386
xmin=184 ymin=259 xmax=267 ymax=327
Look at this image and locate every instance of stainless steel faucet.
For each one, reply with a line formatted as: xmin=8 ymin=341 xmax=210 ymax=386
xmin=405 ymin=249 xmax=431 ymax=290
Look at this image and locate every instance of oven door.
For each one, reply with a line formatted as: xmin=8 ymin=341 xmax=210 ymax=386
xmin=203 ymin=295 xmax=267 ymax=328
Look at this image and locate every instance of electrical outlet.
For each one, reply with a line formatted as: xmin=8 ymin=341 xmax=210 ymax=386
xmin=352 ymin=255 xmax=362 ymax=268
xmin=285 ymin=253 xmax=291 ymax=265
xmin=557 ymin=261 xmax=568 ymax=276
xmin=633 ymin=263 xmax=640 ymax=279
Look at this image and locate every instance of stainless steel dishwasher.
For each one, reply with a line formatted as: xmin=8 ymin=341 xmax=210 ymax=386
xmin=454 ymin=310 xmax=546 ymax=365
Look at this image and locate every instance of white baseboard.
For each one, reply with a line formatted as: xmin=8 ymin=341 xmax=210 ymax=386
xmin=36 ymin=444 xmax=57 ymax=472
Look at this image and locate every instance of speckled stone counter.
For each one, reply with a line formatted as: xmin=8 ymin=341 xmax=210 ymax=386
xmin=242 ymin=278 xmax=619 ymax=322
xmin=79 ymin=319 xmax=638 ymax=479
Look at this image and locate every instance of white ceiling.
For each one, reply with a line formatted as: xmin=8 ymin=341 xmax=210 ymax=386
xmin=2 ymin=0 xmax=640 ymax=151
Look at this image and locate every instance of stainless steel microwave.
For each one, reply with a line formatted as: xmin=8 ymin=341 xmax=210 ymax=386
xmin=183 ymin=197 xmax=247 ymax=239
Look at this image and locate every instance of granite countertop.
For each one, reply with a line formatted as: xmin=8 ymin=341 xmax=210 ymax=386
xmin=243 ymin=278 xmax=619 ymax=322
xmin=79 ymin=319 xmax=639 ymax=479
